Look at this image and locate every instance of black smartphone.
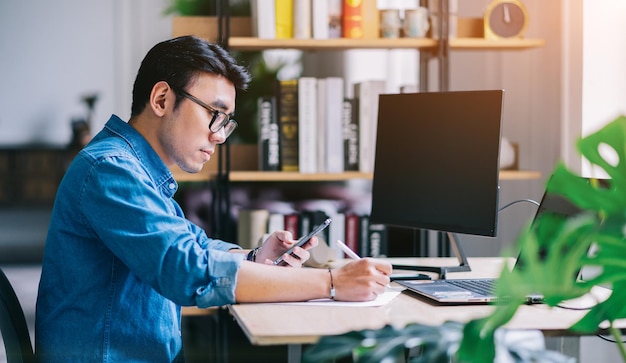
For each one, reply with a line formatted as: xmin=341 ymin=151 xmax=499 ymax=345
xmin=273 ymin=218 xmax=332 ymax=266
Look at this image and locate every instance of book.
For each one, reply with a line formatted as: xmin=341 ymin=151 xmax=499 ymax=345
xmin=342 ymin=98 xmax=359 ymax=171
xmin=328 ymin=212 xmax=346 ymax=260
xmin=258 ymin=96 xmax=280 ymax=171
xmin=284 ymin=213 xmax=300 ymax=237
xmin=361 ymin=0 xmax=380 ymax=39
xmin=316 ymin=78 xmax=327 ymax=172
xmin=251 ymin=0 xmax=276 ymax=39
xmin=368 ymin=223 xmax=388 ymax=257
xmin=275 ymin=0 xmax=294 ymax=39
xmin=297 ymin=77 xmax=318 ymax=173
xmin=323 ymin=77 xmax=345 ymax=173
xmin=312 ymin=0 xmax=329 ymax=39
xmin=342 ymin=0 xmax=363 ymax=38
xmin=276 ymin=79 xmax=299 ymax=171
xmin=358 ymin=214 xmax=370 ymax=257
xmin=293 ymin=0 xmax=312 ymax=39
xmin=354 ymin=80 xmax=386 ymax=173
xmin=237 ymin=209 xmax=270 ymax=249
xmin=328 ymin=0 xmax=343 ymax=38
xmin=344 ymin=213 xmax=360 ymax=258
xmin=267 ymin=212 xmax=285 ymax=233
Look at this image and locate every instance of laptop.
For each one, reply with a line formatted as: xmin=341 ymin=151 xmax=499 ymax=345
xmin=397 ymin=178 xmax=604 ymax=305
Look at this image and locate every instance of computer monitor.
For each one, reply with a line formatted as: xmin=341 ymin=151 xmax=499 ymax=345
xmin=370 ymin=90 xmax=504 ymax=278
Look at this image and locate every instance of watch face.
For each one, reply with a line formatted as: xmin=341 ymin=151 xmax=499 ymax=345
xmin=489 ymin=3 xmax=526 ymax=38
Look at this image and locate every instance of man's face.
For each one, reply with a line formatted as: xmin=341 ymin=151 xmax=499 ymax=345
xmin=160 ymin=73 xmax=236 ymax=173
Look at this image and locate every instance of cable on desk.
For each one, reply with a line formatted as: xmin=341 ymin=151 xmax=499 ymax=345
xmin=498 ymin=198 xmax=540 ymax=212
xmin=595 ymin=334 xmax=626 ymax=344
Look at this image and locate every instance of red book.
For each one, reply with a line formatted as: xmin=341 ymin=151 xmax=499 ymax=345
xmin=344 ymin=214 xmax=360 ymax=257
xmin=284 ymin=213 xmax=300 ymax=238
xmin=342 ymin=0 xmax=363 ymax=38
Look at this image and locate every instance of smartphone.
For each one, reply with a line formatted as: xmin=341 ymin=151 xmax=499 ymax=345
xmin=273 ymin=218 xmax=332 ymax=266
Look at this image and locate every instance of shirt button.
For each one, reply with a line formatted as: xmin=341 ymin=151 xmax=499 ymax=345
xmin=168 ymin=183 xmax=175 ymax=189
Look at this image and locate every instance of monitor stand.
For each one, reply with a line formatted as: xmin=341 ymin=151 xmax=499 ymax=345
xmin=391 ymin=232 xmax=471 ymax=280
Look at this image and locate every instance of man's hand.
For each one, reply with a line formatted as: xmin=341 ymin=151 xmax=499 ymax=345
xmin=254 ymin=230 xmax=319 ymax=267
xmin=332 ymin=259 xmax=392 ymax=301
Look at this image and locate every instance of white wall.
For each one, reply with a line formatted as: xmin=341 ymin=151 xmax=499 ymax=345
xmin=0 ymin=0 xmax=172 ymax=147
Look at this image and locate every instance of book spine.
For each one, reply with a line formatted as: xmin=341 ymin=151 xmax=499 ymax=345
xmin=258 ymin=96 xmax=280 ymax=171
xmin=237 ymin=209 xmax=270 ymax=249
xmin=328 ymin=212 xmax=345 ymax=260
xmin=277 ymin=79 xmax=299 ymax=171
xmin=275 ymin=0 xmax=294 ymax=39
xmin=251 ymin=0 xmax=276 ymax=39
xmin=293 ymin=0 xmax=312 ymax=39
xmin=284 ymin=213 xmax=300 ymax=237
xmin=324 ymin=77 xmax=345 ymax=173
xmin=344 ymin=214 xmax=360 ymax=258
xmin=342 ymin=98 xmax=359 ymax=171
xmin=298 ymin=77 xmax=318 ymax=173
xmin=354 ymin=80 xmax=386 ymax=173
xmin=312 ymin=0 xmax=330 ymax=39
xmin=368 ymin=223 xmax=387 ymax=257
xmin=359 ymin=214 xmax=370 ymax=257
xmin=361 ymin=0 xmax=380 ymax=39
xmin=328 ymin=0 xmax=343 ymax=38
xmin=316 ymin=78 xmax=327 ymax=172
xmin=342 ymin=0 xmax=363 ymax=38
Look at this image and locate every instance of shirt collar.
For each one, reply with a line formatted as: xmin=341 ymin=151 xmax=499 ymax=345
xmin=104 ymin=114 xmax=178 ymax=196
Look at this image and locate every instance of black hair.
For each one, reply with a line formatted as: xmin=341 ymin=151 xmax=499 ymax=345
xmin=130 ymin=35 xmax=251 ymax=117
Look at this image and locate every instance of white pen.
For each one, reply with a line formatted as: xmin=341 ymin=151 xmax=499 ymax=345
xmin=336 ymin=240 xmax=361 ymax=260
xmin=336 ymin=240 xmax=391 ymax=289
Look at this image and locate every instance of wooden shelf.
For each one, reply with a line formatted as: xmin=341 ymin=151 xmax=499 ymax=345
xmin=228 ymin=37 xmax=438 ymax=51
xmin=449 ymin=38 xmax=546 ymax=51
xmin=226 ymin=37 xmax=545 ymax=52
xmin=174 ymin=170 xmax=540 ymax=183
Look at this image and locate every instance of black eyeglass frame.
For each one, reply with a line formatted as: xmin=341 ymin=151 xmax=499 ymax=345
xmin=176 ymin=88 xmax=238 ymax=138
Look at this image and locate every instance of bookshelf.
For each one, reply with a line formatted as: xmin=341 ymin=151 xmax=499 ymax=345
xmin=170 ymin=17 xmax=545 ymax=183
xmin=170 ymin=9 xmax=546 ymax=243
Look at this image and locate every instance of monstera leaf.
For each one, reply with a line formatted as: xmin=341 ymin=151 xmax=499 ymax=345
xmin=459 ymin=115 xmax=626 ymax=362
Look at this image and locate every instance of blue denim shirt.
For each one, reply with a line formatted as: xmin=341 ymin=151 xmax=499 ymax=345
xmin=35 ymin=115 xmax=243 ymax=362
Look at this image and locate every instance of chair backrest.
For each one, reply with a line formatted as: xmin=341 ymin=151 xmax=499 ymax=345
xmin=0 ymin=267 xmax=35 ymax=363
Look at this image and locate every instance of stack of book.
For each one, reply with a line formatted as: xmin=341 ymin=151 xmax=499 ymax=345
xmin=237 ymin=207 xmax=388 ymax=258
xmin=258 ymin=77 xmax=386 ymax=173
xmin=250 ymin=0 xmax=380 ymax=40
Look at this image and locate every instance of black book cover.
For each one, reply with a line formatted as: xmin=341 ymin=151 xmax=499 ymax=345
xmin=258 ymin=96 xmax=280 ymax=171
xmin=342 ymin=98 xmax=359 ymax=171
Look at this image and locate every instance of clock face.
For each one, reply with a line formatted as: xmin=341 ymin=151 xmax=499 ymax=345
xmin=488 ymin=3 xmax=526 ymax=38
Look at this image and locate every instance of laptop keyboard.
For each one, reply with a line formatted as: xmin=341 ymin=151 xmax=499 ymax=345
xmin=447 ymin=279 xmax=496 ymax=296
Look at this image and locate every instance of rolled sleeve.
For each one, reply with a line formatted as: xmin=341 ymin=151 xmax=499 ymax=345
xmin=195 ymin=249 xmax=245 ymax=308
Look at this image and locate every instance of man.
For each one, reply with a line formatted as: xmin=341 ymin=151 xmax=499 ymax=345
xmin=35 ymin=36 xmax=391 ymax=362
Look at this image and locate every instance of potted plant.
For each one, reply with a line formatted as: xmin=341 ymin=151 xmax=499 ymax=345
xmin=304 ymin=115 xmax=626 ymax=362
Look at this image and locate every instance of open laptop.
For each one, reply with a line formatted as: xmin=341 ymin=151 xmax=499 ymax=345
xmin=397 ymin=178 xmax=603 ymax=305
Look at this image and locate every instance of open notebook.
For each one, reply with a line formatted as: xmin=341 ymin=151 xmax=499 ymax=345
xmin=397 ymin=178 xmax=600 ymax=304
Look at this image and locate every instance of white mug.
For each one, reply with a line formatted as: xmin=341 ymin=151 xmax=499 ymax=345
xmin=380 ymin=9 xmax=401 ymax=38
xmin=404 ymin=7 xmax=430 ymax=38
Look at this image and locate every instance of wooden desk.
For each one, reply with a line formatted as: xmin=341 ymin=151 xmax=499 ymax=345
xmin=228 ymin=257 xmax=619 ymax=359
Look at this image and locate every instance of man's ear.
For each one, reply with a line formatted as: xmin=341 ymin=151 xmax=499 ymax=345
xmin=149 ymin=81 xmax=171 ymax=117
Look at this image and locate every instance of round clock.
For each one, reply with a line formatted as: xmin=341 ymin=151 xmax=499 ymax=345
xmin=484 ymin=0 xmax=529 ymax=40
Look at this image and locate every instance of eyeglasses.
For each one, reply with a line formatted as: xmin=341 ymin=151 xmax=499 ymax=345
xmin=177 ymin=89 xmax=238 ymax=138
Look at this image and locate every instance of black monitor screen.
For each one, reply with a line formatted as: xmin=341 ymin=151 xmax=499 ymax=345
xmin=370 ymin=90 xmax=504 ymax=237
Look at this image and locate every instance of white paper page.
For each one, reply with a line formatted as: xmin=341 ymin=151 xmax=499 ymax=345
xmin=275 ymin=290 xmax=401 ymax=307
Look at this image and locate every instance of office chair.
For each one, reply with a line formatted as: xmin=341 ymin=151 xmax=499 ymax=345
xmin=0 ymin=267 xmax=35 ymax=363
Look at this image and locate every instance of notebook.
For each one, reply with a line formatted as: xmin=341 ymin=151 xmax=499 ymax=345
xmin=397 ymin=178 xmax=601 ymax=305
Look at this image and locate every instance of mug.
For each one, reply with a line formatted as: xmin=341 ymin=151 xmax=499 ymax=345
xmin=404 ymin=7 xmax=430 ymax=38
xmin=380 ymin=9 xmax=401 ymax=38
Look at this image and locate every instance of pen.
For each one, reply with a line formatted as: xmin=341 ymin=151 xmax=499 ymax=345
xmin=337 ymin=240 xmax=392 ymax=289
xmin=336 ymin=240 xmax=361 ymax=260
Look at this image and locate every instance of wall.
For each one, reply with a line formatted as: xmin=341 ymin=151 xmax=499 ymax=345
xmin=0 ymin=0 xmax=172 ymax=147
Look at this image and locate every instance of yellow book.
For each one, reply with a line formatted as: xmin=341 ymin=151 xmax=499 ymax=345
xmin=275 ymin=0 xmax=294 ymax=39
